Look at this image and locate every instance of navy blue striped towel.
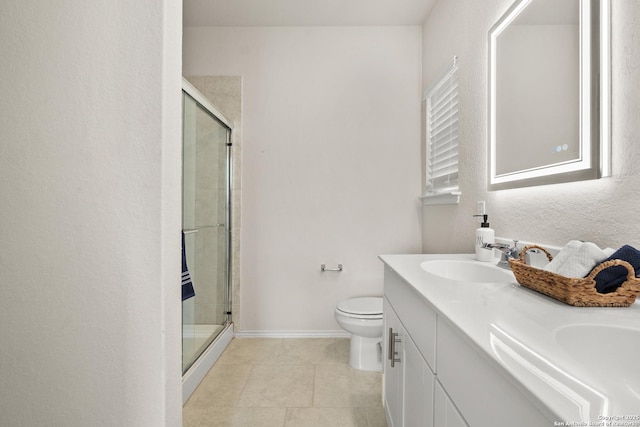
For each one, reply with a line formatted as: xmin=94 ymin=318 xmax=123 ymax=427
xmin=182 ymin=232 xmax=195 ymax=301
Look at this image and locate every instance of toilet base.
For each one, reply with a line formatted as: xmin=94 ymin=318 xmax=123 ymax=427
xmin=349 ymin=334 xmax=382 ymax=371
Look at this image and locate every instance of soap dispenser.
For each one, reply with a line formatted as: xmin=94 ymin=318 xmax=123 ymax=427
xmin=473 ymin=214 xmax=495 ymax=262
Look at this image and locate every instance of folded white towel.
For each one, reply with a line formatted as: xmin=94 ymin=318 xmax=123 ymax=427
xmin=543 ymin=240 xmax=582 ymax=273
xmin=555 ymin=242 xmax=611 ymax=278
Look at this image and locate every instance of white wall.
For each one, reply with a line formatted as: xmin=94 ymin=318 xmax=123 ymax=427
xmin=183 ymin=27 xmax=423 ymax=332
xmin=0 ymin=1 xmax=183 ymax=426
xmin=422 ymin=0 xmax=640 ymax=252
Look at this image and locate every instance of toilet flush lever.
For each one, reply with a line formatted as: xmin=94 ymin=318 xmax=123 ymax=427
xmin=321 ymin=264 xmax=343 ymax=272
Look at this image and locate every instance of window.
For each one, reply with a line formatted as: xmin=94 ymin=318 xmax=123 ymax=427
xmin=423 ymin=56 xmax=460 ymax=205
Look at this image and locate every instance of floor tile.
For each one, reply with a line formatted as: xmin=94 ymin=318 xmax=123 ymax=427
xmin=237 ymin=365 xmax=314 ymax=407
xmin=188 ymin=363 xmax=253 ymax=408
xmin=313 ymin=364 xmax=383 ymax=408
xmin=334 ymin=338 xmax=350 ymax=363
xmin=183 ymin=338 xmax=387 ymax=427
xmin=275 ymin=338 xmax=348 ymax=366
xmin=197 ymin=407 xmax=286 ymax=427
xmin=284 ymin=407 xmax=369 ymax=427
xmin=215 ymin=338 xmax=283 ymax=365
xmin=182 ymin=405 xmax=207 ymax=427
xmin=365 ymin=406 xmax=388 ymax=427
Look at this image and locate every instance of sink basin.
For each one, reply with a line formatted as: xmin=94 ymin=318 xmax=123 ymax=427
xmin=555 ymin=325 xmax=640 ymax=388
xmin=420 ymin=259 xmax=514 ymax=283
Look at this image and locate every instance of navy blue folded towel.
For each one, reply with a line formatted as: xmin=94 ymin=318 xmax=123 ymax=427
xmin=590 ymin=245 xmax=640 ymax=294
xmin=182 ymin=232 xmax=196 ymax=301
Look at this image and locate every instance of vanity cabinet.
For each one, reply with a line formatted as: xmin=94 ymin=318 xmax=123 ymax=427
xmin=383 ymin=297 xmax=404 ymax=427
xmin=436 ymin=318 xmax=551 ymax=426
xmin=383 ymin=297 xmax=434 ymax=427
xmin=383 ymin=266 xmax=437 ymax=427
xmin=434 ymin=380 xmax=467 ymax=427
xmin=403 ymin=328 xmax=435 ymax=426
xmin=383 ymin=265 xmax=553 ymax=427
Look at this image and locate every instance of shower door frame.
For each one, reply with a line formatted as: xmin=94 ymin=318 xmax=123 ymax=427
xmin=181 ymin=78 xmax=234 ymax=402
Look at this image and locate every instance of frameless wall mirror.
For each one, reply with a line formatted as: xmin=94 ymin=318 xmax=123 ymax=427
xmin=488 ymin=0 xmax=610 ymax=191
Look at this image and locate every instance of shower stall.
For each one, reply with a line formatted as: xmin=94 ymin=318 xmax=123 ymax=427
xmin=181 ymin=78 xmax=233 ymax=402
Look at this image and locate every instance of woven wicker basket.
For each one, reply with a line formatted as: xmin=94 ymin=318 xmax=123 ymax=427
xmin=508 ymin=245 xmax=640 ymax=307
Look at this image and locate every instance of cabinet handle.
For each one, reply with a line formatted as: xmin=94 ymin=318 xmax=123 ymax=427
xmin=388 ymin=327 xmax=401 ymax=368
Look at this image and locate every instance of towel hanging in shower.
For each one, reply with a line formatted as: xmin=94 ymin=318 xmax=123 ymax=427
xmin=182 ymin=231 xmax=196 ymax=301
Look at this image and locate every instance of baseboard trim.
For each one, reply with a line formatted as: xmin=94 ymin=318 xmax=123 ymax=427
xmin=234 ymin=330 xmax=350 ymax=338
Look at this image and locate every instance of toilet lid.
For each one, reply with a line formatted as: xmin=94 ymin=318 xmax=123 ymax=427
xmin=337 ymin=297 xmax=383 ymax=315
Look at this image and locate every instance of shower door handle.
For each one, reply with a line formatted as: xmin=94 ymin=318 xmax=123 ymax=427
xmin=387 ymin=327 xmax=401 ymax=368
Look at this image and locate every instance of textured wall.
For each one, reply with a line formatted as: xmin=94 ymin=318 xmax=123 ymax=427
xmin=183 ymin=27 xmax=423 ymax=332
xmin=0 ymin=1 xmax=183 ymax=425
xmin=422 ymin=0 xmax=640 ymax=252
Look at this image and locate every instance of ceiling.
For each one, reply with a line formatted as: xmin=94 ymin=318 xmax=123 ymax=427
xmin=183 ymin=0 xmax=438 ymax=27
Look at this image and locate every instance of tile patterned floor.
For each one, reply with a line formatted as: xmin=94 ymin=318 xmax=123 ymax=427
xmin=183 ymin=338 xmax=387 ymax=427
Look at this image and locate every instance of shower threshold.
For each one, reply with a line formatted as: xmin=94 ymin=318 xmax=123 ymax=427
xmin=182 ymin=322 xmax=233 ymax=404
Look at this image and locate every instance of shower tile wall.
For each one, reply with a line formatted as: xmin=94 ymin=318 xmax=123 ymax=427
xmin=187 ymin=76 xmax=242 ymax=329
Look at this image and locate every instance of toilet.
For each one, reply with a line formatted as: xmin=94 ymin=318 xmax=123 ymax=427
xmin=334 ymin=297 xmax=384 ymax=371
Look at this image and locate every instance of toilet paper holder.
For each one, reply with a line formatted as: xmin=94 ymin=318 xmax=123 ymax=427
xmin=321 ymin=264 xmax=343 ymax=272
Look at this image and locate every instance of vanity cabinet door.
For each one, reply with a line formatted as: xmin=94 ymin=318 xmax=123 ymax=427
xmin=436 ymin=318 xmax=554 ymax=426
xmin=434 ymin=380 xmax=469 ymax=427
xmin=384 ymin=296 xmax=435 ymax=427
xmin=383 ymin=297 xmax=404 ymax=427
xmin=404 ymin=332 xmax=434 ymax=427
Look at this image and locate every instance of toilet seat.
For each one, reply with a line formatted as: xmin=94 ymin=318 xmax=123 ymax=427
xmin=336 ymin=297 xmax=383 ymax=319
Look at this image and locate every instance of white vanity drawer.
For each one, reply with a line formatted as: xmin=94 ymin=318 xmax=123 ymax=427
xmin=384 ymin=265 xmax=437 ymax=372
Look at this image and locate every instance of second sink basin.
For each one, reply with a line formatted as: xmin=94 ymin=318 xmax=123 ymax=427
xmin=420 ymin=259 xmax=514 ymax=283
xmin=555 ymin=324 xmax=640 ymax=389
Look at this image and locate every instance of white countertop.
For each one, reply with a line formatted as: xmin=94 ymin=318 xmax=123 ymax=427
xmin=379 ymin=253 xmax=640 ymax=422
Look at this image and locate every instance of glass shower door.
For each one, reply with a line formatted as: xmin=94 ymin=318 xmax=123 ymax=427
xmin=182 ymin=90 xmax=231 ymax=374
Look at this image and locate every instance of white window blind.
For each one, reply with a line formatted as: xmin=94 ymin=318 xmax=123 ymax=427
xmin=425 ymin=56 xmax=459 ymax=198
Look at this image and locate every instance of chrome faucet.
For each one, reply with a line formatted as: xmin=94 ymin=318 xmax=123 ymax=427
xmin=482 ymin=240 xmax=521 ymax=269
